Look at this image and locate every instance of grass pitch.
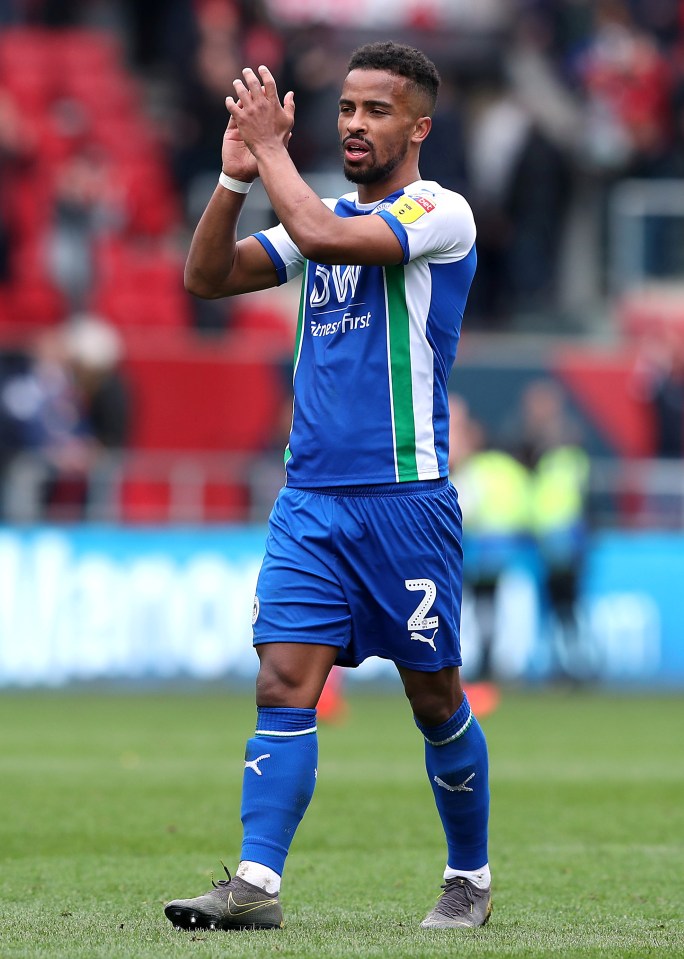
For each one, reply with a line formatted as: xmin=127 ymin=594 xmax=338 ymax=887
xmin=0 ymin=685 xmax=682 ymax=958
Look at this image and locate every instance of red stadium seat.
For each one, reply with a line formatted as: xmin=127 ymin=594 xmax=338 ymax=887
xmin=203 ymin=483 xmax=250 ymax=521
xmin=6 ymin=281 xmax=65 ymax=326
xmin=124 ymin=354 xmax=285 ymax=452
xmin=60 ymin=73 xmax=138 ymax=119
xmin=53 ymin=29 xmax=121 ymax=76
xmin=0 ymin=29 xmax=54 ymax=76
xmin=119 ymin=478 xmax=172 ymax=523
xmin=91 ymin=287 xmax=191 ymax=328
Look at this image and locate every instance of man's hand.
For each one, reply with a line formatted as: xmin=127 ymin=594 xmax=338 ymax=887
xmin=226 ymin=65 xmax=295 ymax=159
xmin=221 ymin=111 xmax=259 ymax=183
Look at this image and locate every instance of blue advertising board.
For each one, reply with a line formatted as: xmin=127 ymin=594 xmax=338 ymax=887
xmin=0 ymin=526 xmax=681 ymax=687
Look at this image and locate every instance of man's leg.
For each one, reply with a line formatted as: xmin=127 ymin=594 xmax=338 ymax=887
xmin=165 ymin=642 xmax=338 ymax=931
xmin=238 ymin=643 xmax=339 ymax=886
xmin=398 ymin=665 xmax=492 ymax=929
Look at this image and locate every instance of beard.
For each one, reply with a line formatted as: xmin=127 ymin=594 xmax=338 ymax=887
xmin=342 ymin=140 xmax=409 ymax=185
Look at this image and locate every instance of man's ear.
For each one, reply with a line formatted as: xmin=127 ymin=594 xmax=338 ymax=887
xmin=412 ymin=116 xmax=432 ymax=145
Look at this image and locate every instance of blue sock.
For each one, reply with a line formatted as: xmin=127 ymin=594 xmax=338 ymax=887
xmin=240 ymin=707 xmax=318 ymax=876
xmin=415 ymin=694 xmax=489 ymax=871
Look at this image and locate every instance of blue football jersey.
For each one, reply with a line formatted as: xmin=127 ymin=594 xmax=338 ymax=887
xmin=254 ymin=179 xmax=476 ymax=486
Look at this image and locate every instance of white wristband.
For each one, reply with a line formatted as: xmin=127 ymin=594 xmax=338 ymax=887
xmin=219 ymin=172 xmax=252 ymax=194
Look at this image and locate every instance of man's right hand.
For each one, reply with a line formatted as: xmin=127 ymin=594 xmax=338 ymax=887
xmin=221 ymin=110 xmax=258 ymax=183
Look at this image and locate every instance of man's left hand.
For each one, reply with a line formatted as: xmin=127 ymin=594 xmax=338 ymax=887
xmin=226 ymin=65 xmax=295 ymax=158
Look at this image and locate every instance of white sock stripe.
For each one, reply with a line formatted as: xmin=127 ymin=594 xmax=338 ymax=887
xmin=423 ymin=708 xmax=472 ymax=746
xmin=255 ymin=725 xmax=318 ymax=737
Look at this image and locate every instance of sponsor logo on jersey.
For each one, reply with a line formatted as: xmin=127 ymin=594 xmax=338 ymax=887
xmin=310 ymin=311 xmax=371 ymax=337
xmin=388 ymin=194 xmax=435 ymax=224
xmin=414 ymin=195 xmax=436 ymax=213
xmin=310 ymin=264 xmax=361 ymax=308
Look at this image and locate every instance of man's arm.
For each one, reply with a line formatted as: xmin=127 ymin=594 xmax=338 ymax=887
xmin=184 ymin=113 xmax=280 ymax=299
xmin=227 ymin=68 xmax=404 ymax=268
xmin=184 ymin=189 xmax=278 ymax=298
xmin=255 ymin=149 xmax=404 ymax=268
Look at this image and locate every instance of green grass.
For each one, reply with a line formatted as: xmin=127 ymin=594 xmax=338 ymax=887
xmin=0 ymin=686 xmax=682 ymax=958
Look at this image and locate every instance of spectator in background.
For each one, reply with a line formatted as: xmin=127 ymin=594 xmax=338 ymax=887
xmin=169 ymin=0 xmax=283 ymax=333
xmin=62 ymin=314 xmax=131 ymax=519
xmin=280 ymin=24 xmax=346 ymax=174
xmin=574 ymin=0 xmax=672 ymax=174
xmin=172 ymin=0 xmax=283 ymax=219
xmin=170 ymin=12 xmax=242 ymax=334
xmin=171 ymin=2 xmax=242 ymax=213
xmin=118 ymin=0 xmax=197 ymax=74
xmin=449 ymin=394 xmax=533 ymax=679
xmin=510 ymin=377 xmax=583 ymax=467
xmin=0 ymin=315 xmax=130 ymax=522
xmin=46 ymin=148 xmax=125 ymax=312
xmin=512 ymin=379 xmax=591 ymax=681
xmin=0 ymin=88 xmax=34 ymax=284
xmin=530 ymin=441 xmax=591 ymax=680
xmin=0 ymin=345 xmax=32 ymax=519
xmin=633 ymin=331 xmax=684 ymax=459
xmin=420 ymin=73 xmax=469 ymax=194
xmin=63 ymin=314 xmax=130 ymax=451
xmin=464 ymin=74 xmax=572 ymax=325
xmin=0 ymin=326 xmax=86 ymax=521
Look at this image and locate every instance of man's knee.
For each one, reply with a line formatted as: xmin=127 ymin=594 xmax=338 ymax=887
xmin=256 ymin=657 xmax=305 ymax=706
xmin=407 ymin=689 xmax=461 ymax=726
xmin=399 ymin=666 xmax=464 ymax=727
xmin=255 ymin=643 xmax=338 ymax=709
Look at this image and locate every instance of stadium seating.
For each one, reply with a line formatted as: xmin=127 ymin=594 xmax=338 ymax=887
xmin=0 ymin=27 xmax=296 ymax=521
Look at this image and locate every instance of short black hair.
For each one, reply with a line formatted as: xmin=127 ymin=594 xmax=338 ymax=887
xmin=347 ymin=41 xmax=440 ymax=115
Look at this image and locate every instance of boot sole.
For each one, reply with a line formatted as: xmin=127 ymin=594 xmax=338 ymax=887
xmin=165 ymin=904 xmax=282 ymax=931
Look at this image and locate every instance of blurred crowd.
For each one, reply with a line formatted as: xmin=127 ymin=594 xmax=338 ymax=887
xmin=0 ymin=0 xmax=684 ymax=524
xmin=1 ymin=0 xmax=683 ymax=327
xmin=0 ymin=314 xmax=130 ymax=521
xmin=160 ymin=0 xmax=684 ymax=328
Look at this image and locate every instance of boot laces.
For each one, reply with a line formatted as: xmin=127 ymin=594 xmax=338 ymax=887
xmin=437 ymin=877 xmax=476 ymax=917
xmin=211 ymin=863 xmax=232 ymax=889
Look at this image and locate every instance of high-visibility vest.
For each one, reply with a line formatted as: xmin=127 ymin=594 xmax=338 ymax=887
xmin=452 ymin=450 xmax=532 ymax=535
xmin=531 ymin=445 xmax=589 ymax=534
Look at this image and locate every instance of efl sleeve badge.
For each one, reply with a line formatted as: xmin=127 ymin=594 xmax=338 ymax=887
xmin=388 ymin=194 xmax=435 ymax=224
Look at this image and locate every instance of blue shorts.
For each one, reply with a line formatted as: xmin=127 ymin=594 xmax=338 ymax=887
xmin=252 ymin=478 xmax=464 ymax=671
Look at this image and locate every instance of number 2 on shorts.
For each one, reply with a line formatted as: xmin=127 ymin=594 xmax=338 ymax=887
xmin=405 ymin=579 xmax=438 ymax=632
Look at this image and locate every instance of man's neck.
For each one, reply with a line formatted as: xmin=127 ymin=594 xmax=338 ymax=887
xmin=356 ymin=169 xmax=422 ymax=205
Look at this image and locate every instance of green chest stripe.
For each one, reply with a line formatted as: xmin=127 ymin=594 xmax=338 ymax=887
xmin=292 ymin=264 xmax=308 ymax=373
xmin=385 ymin=265 xmax=419 ymax=482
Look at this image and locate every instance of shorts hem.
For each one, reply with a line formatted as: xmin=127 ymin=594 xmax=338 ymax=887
xmin=253 ymin=635 xmax=345 ymax=649
xmin=253 ymin=638 xmax=461 ymax=672
xmin=341 ymin=652 xmax=463 ymax=672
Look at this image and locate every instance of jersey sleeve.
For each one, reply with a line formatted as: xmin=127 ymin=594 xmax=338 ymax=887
xmin=253 ymin=198 xmax=339 ymax=286
xmin=253 ymin=223 xmax=305 ymax=286
xmin=376 ymin=188 xmax=476 ymax=266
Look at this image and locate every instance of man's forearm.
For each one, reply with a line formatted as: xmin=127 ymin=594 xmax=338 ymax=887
xmin=184 ymin=185 xmax=249 ymax=298
xmin=255 ymin=145 xmax=340 ymax=262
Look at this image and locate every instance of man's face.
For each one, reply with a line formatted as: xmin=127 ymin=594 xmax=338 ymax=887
xmin=338 ymin=69 xmax=423 ymax=186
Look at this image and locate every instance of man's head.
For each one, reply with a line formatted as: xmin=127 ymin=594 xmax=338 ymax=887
xmin=339 ymin=42 xmax=440 ymax=192
xmin=346 ymin=42 xmax=440 ymax=118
